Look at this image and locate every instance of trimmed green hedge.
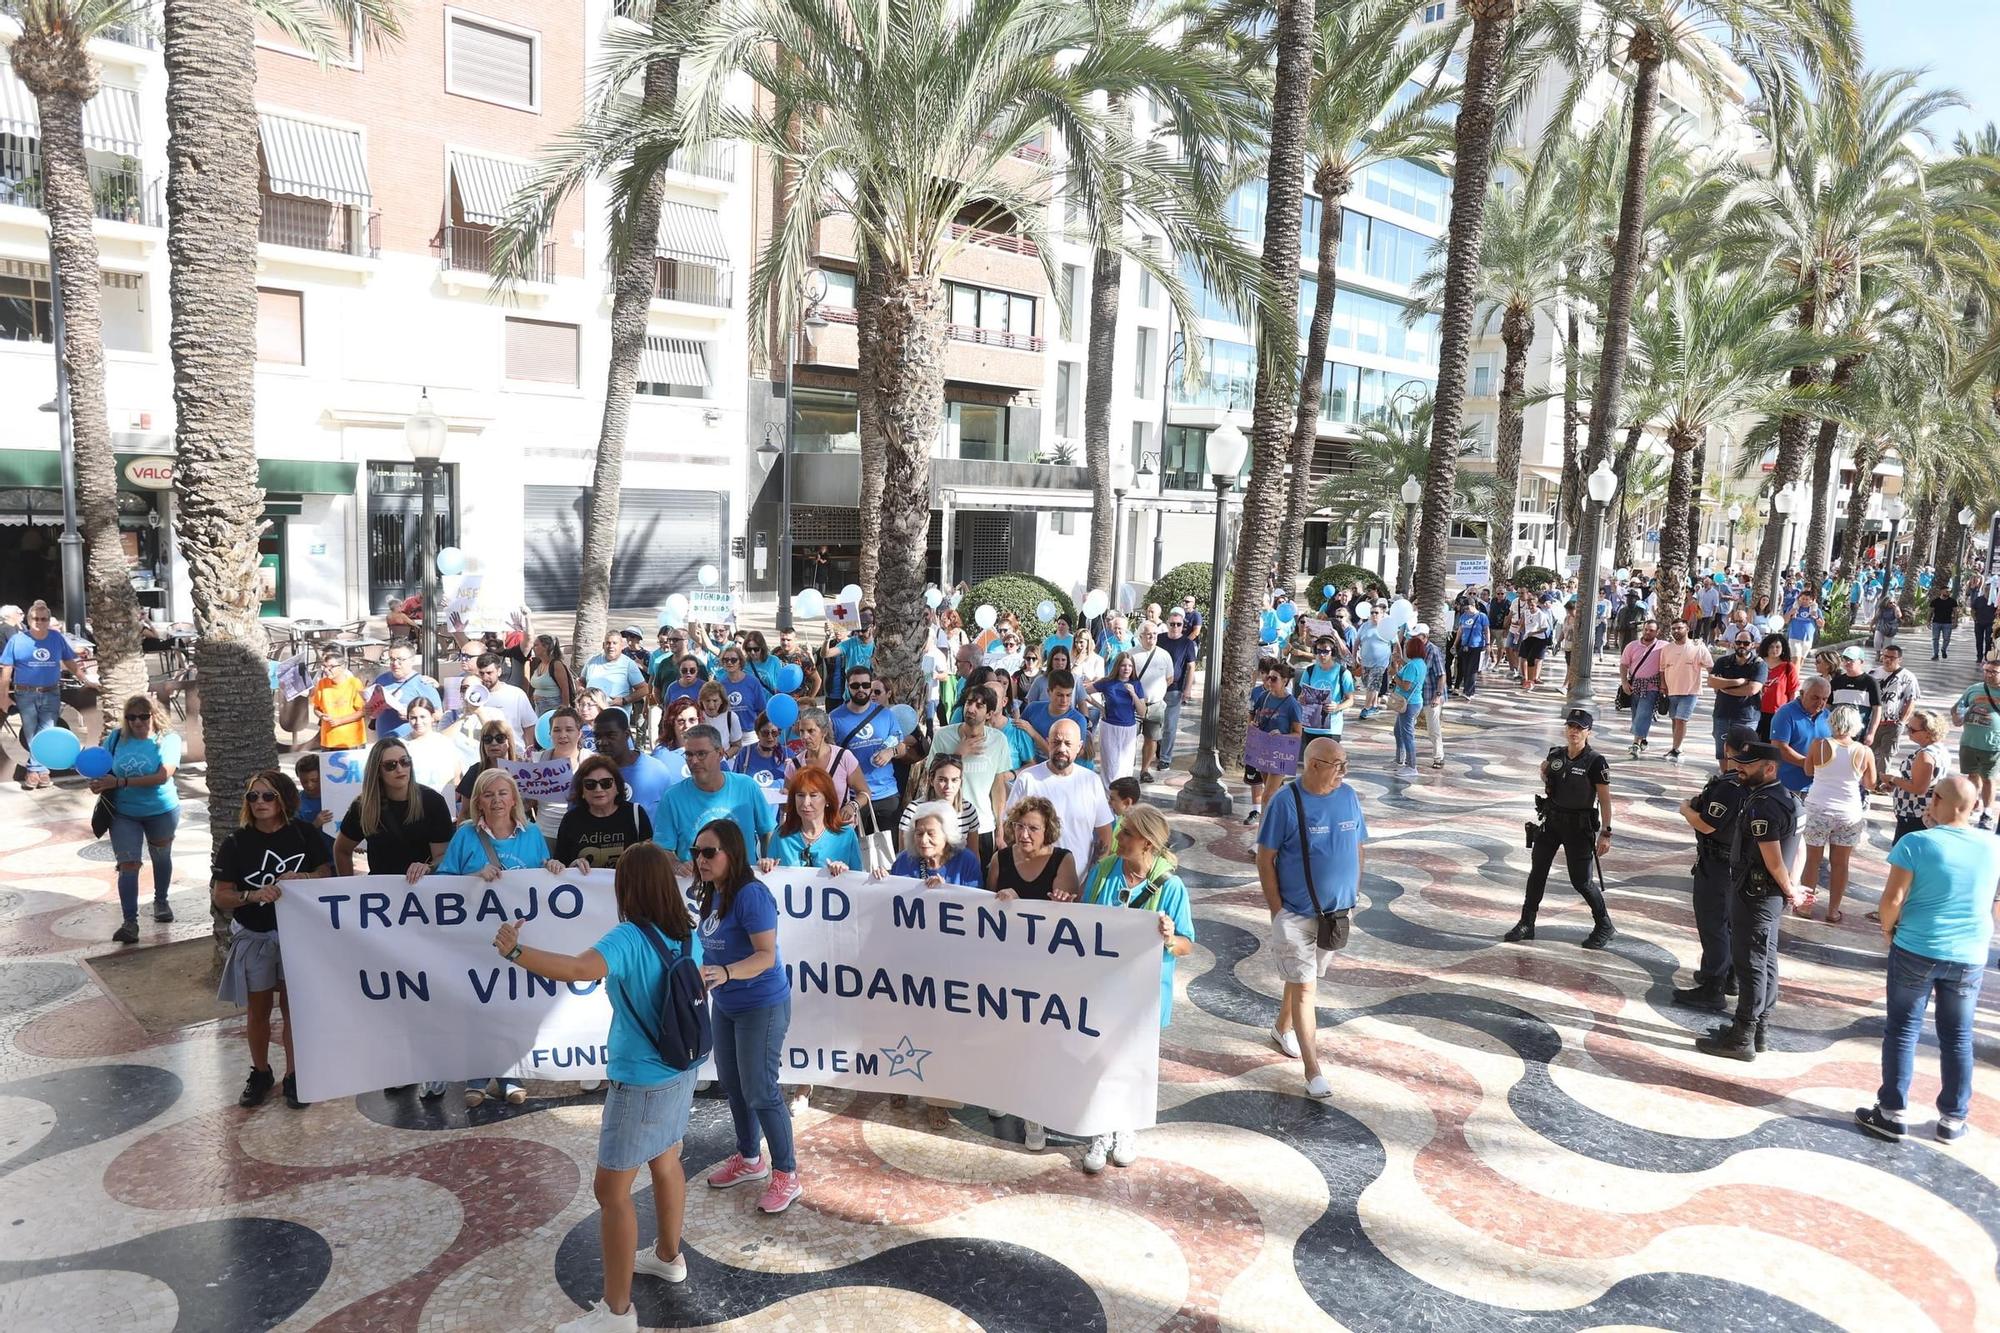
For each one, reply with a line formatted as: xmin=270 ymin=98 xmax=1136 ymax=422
xmin=1511 ymin=564 xmax=1560 ymax=589
xmin=1308 ymin=563 xmax=1388 ymax=600
xmin=1144 ymin=561 xmax=1229 ymax=614
xmin=962 ymin=573 xmax=1078 ymax=637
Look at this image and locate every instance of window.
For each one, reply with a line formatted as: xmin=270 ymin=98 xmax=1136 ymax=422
xmin=1329 ymin=288 xmax=1438 ymax=368
xmin=795 ymin=388 xmax=859 ymax=453
xmin=1134 ymin=327 xmax=1156 ymax=397
xmin=1339 ymin=209 xmax=1432 ymax=287
xmin=1139 ymin=266 xmax=1160 ymax=310
xmin=1471 ymin=359 xmax=1493 ymax=397
xmin=446 ymin=11 xmax=539 ymax=112
xmin=944 ymin=281 xmax=1036 ymax=339
xmin=1422 ymin=2 xmax=1447 ymax=22
xmin=504 ymin=317 xmax=578 ymax=386
xmin=636 ymin=337 xmax=712 ymax=398
xmin=1466 ymin=415 xmax=1495 ymax=456
xmin=1171 ymin=337 xmax=1255 ymax=410
xmin=1055 ymin=362 xmax=1076 ymax=438
xmin=1130 ymin=420 xmax=1151 ymax=469
xmin=1058 ymin=263 xmax=1081 ymax=340
xmin=1359 ymin=158 xmax=1449 ymax=224
xmin=1160 ymin=424 xmax=1250 ymax=492
xmin=945 ymin=402 xmax=1022 ymax=462
xmin=821 ymin=269 xmax=856 ymax=309
xmin=0 ymin=273 xmax=53 ymax=343
xmin=256 ymin=288 xmax=304 ymax=364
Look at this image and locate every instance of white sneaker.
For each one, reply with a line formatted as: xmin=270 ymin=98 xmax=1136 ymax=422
xmin=419 ymin=1081 xmax=447 ymax=1099
xmin=634 ymin=1244 xmax=688 ymax=1284
xmin=1023 ymin=1119 xmax=1047 ymax=1152
xmin=1270 ymin=1027 xmax=1301 ymax=1059
xmin=1306 ymin=1074 xmax=1333 ymax=1100
xmin=1110 ymin=1128 xmax=1138 ymax=1167
xmin=1082 ymin=1134 xmax=1110 ymax=1174
xmin=555 ymin=1298 xmax=638 ymax=1332
xmin=789 ymin=1089 xmax=811 ymax=1115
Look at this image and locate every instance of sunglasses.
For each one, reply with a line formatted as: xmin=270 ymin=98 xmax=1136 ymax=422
xmin=484 ymin=735 xmax=509 ymax=745
xmin=680 ymin=667 xmax=697 ymax=675
xmin=246 ymin=790 xmax=280 ymax=804
xmin=124 ymin=712 xmax=150 ymax=722
xmin=581 ymin=777 xmax=617 ymax=791
xmin=380 ymin=758 xmax=412 ymax=772
xmin=849 ymin=684 xmax=872 ymax=693
xmin=692 ymin=846 xmax=721 ymax=860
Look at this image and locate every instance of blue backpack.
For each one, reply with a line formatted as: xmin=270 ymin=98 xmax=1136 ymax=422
xmin=614 ymin=921 xmax=713 ymax=1071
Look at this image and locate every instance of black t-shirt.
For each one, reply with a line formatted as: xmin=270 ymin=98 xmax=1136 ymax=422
xmin=1828 ymin=670 xmax=1881 ymax=728
xmin=1709 ymin=653 xmax=1767 ymax=726
xmin=1544 ymin=744 xmax=1610 ymax=810
xmin=554 ymin=802 xmax=654 ymax=869
xmin=213 ymin=818 xmax=330 ymax=931
xmin=1733 ymin=780 xmax=1796 ymax=889
xmin=456 ymin=759 xmax=499 ymax=805
xmin=338 ymin=785 xmax=454 ymax=876
xmin=1931 ymin=595 xmax=1958 ymax=624
xmin=1690 ymin=773 xmax=1746 ymax=863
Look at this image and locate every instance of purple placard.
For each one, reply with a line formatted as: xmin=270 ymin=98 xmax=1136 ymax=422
xmin=1243 ymin=727 xmax=1299 ymax=777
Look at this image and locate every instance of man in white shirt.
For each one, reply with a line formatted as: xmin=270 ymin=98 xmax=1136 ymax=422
xmin=464 ymin=651 xmax=538 ymax=750
xmin=1005 ymin=720 xmax=1113 ymax=871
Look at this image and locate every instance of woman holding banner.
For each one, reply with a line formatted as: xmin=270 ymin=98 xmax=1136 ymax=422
xmin=1078 ymin=805 xmax=1195 ymax=1175
xmin=399 ymin=697 xmax=464 ymax=798
xmin=759 ymin=767 xmax=861 ymax=877
xmin=693 ymin=819 xmax=801 ymax=1215
xmin=885 ymin=801 xmax=984 ymax=889
xmin=548 ymin=754 xmax=655 ymax=874
xmin=212 ymin=770 xmax=331 ymax=1112
xmin=456 ymin=719 xmax=526 ymax=809
xmin=535 ymin=707 xmax=588 ymax=839
xmin=493 ymin=842 xmax=704 ymax=1327
xmin=333 ymin=740 xmax=453 ymax=880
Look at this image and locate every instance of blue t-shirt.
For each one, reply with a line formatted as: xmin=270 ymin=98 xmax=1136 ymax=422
xmin=1082 ymin=859 xmax=1195 ymax=1028
xmin=1257 ymin=781 xmax=1367 ymax=916
xmin=662 ymin=680 xmax=704 ymax=712
xmin=653 ymin=771 xmax=778 ymax=859
xmin=1296 ymin=662 xmax=1352 ymax=738
xmin=436 ymin=820 xmax=551 ymax=873
xmin=595 ymin=920 xmax=705 ymax=1083
xmin=296 ymin=789 xmax=338 ymax=859
xmin=1769 ymin=701 xmax=1831 ymax=793
xmin=620 ymin=754 xmax=675 ymax=812
xmin=1888 ymin=827 xmax=2000 ymax=965
xmin=1453 ymin=611 xmax=1490 ymax=650
xmin=732 ymin=744 xmax=793 ymax=806
xmin=718 ymin=670 xmax=768 ymax=732
xmin=104 ymin=728 xmax=182 ymax=817
xmin=768 ymin=825 xmax=863 ymax=871
xmin=1022 ymin=701 xmax=1091 ymax=750
xmin=829 ymin=703 xmax=898 ymax=801
xmin=1250 ymin=687 xmax=1303 ymax=735
xmin=1001 ymin=719 xmax=1038 ymax=770
xmin=1355 ymin=624 xmax=1394 ymax=670
xmin=888 ymin=847 xmax=984 ymax=886
xmin=583 ymin=654 xmax=646 ymax=699
xmin=699 ymin=880 xmax=789 ymax=1014
xmin=1786 ymin=605 xmax=1820 ymax=639
xmin=0 ymin=627 xmax=74 ymax=686
xmin=368 ymin=671 xmax=443 ymax=736
xmin=651 ymin=746 xmax=690 ymax=786
xmin=1091 ymin=678 xmax=1141 ymax=729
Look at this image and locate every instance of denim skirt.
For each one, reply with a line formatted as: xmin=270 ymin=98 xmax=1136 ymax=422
xmin=598 ymin=1070 xmax=697 ymax=1170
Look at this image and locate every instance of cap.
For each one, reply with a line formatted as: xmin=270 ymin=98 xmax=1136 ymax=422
xmin=1411 ymin=622 xmax=1430 ymax=637
xmin=1840 ymin=645 xmax=1867 ymax=661
xmin=620 ymin=625 xmax=644 ymax=638
xmin=1737 ymin=740 xmax=1783 ymax=764
xmin=1724 ymin=725 xmax=1762 ymax=754
xmin=1563 ymin=707 xmax=1595 ymax=729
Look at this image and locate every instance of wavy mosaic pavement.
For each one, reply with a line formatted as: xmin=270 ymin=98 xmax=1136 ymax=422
xmin=1 ymin=651 xmax=1997 ymax=1331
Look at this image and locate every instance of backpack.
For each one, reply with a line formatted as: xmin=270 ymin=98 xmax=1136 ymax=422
xmin=614 ymin=921 xmax=713 ymax=1071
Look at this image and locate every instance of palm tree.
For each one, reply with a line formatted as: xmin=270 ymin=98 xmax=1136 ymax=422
xmin=1312 ymin=393 xmax=1491 ymax=587
xmin=8 ymin=1 xmax=154 ymax=726
xmin=491 ymin=0 xmax=682 ymax=672
xmin=673 ymin=0 xmax=1252 ymax=702
xmin=1613 ymin=444 xmax=1668 ymax=570
xmin=161 ymin=0 xmax=402 ymax=953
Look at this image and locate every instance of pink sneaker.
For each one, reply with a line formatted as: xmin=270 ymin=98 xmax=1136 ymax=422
xmin=757 ymin=1168 xmax=802 ymax=1214
xmin=707 ymin=1153 xmax=769 ymax=1189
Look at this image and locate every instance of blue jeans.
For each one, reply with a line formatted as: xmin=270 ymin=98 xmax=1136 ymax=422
xmin=1159 ymin=688 xmax=1186 ymax=766
xmin=1393 ymin=703 xmax=1417 ymax=767
xmin=15 ymin=689 xmax=60 ymax=775
xmin=1878 ymin=944 xmax=1984 ymax=1123
xmin=108 ymin=808 xmax=178 ymax=922
xmin=1932 ymin=623 xmax=1953 ymax=656
xmin=714 ymin=995 xmax=795 ymax=1172
xmin=1631 ymin=688 xmax=1660 ymax=742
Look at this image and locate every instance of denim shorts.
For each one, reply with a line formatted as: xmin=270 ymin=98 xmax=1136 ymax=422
xmin=597 ymin=1070 xmax=697 ymax=1170
xmin=1667 ymin=693 xmax=1698 ymax=721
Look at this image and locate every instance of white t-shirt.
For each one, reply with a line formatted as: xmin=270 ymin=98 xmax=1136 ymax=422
xmin=1005 ymin=763 xmax=1114 ymax=870
xmin=1131 ymin=646 xmax=1173 ymax=703
xmin=466 ymin=680 xmax=538 ymax=750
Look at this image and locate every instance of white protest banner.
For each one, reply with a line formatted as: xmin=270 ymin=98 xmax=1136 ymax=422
xmin=443 ymin=575 xmax=484 ymax=631
xmin=1304 ymin=616 xmax=1336 ymax=641
xmin=1455 ymin=558 xmax=1490 ymax=585
xmin=276 ymin=868 xmax=1164 ymax=1133
xmin=503 ymin=756 xmax=575 ymax=801
xmin=319 ymin=745 xmax=370 ymax=829
xmin=688 ymin=588 xmax=735 ymax=623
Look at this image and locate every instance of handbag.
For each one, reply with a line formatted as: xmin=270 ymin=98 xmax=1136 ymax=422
xmin=854 ymin=788 xmax=898 ymax=874
xmin=89 ymin=729 xmax=122 ymax=839
xmin=1291 ymin=782 xmax=1351 ymax=950
xmin=1615 ymin=642 xmax=1661 ymax=713
xmin=614 ymin=920 xmax=714 ymax=1070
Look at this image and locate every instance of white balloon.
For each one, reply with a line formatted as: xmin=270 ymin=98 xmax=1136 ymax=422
xmin=839 ymin=583 xmax=864 ymax=604
xmin=974 ymin=603 xmax=998 ymax=630
xmin=664 ymin=592 xmax=690 ymax=615
xmin=659 ymin=604 xmax=687 ymax=629
xmin=1615 ymin=567 xmax=1632 ymax=582
xmin=794 ymin=589 xmax=825 ymax=619
xmin=1034 ymin=599 xmax=1058 ymax=622
xmin=698 ymin=564 xmax=719 ymax=588
xmin=1081 ymin=590 xmax=1109 ymax=619
xmin=924 ymin=587 xmax=944 ymax=609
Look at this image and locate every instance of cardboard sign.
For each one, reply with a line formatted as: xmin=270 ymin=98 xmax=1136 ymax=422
xmin=501 ymin=757 xmax=576 ymax=801
xmin=689 ymin=589 xmax=736 ymax=623
xmin=1455 ymin=559 xmax=1490 ymax=585
xmin=320 ymin=745 xmax=370 ymax=828
xmin=1305 ymin=617 xmax=1337 ymax=641
xmin=1243 ymin=727 xmax=1299 ymax=777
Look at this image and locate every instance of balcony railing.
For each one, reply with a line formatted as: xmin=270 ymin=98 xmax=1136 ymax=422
xmin=0 ymin=155 xmax=162 ymax=226
xmin=653 ymin=258 xmax=731 ymax=307
xmin=667 ymin=141 xmax=736 ymax=182
xmin=949 ymin=221 xmax=1038 ymax=256
xmin=100 ymin=19 xmax=156 ymax=49
xmin=947 ymin=322 xmax=1044 ymax=353
xmin=434 ymin=223 xmax=555 ymax=282
xmin=259 ymin=193 xmax=381 ymax=257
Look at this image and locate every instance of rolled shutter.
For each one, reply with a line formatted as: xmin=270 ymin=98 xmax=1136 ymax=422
xmin=448 ymin=17 xmax=536 ymax=107
xmin=504 ymin=318 xmax=577 ymax=385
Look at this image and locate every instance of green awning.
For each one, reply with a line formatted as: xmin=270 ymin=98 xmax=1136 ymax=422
xmin=0 ymin=450 xmax=356 ymax=495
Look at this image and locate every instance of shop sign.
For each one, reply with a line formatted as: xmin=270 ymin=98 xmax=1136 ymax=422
xmin=122 ymin=457 xmax=175 ymax=490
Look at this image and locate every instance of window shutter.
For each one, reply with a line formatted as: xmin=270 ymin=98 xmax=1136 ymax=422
xmin=449 ymin=17 xmax=536 ymax=108
xmin=505 ymin=318 xmax=577 ymax=385
xmin=256 ymin=289 xmax=303 ymax=364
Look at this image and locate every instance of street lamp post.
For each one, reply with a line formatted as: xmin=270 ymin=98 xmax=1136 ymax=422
xmin=1397 ymin=474 xmax=1420 ymax=595
xmin=1883 ymin=491 xmax=1907 ymax=578
xmin=1726 ymin=502 xmax=1741 ymax=573
xmin=1136 ymin=453 xmax=1166 ymax=580
xmin=1110 ymin=456 xmax=1135 ymax=604
xmin=1567 ymin=460 xmax=1619 ymax=709
xmin=1774 ymin=485 xmax=1796 ymax=573
xmin=772 ymin=271 xmax=827 ymax=631
xmin=404 ymin=389 xmax=448 ymax=681
xmin=1175 ymin=422 xmax=1249 ymax=818
xmin=1956 ymin=504 xmax=1976 ymax=591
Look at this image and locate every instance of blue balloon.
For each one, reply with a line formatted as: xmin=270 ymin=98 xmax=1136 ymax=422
xmin=776 ymin=662 xmax=804 ymax=693
xmin=890 ymin=704 xmax=919 ymax=734
xmin=1322 ymin=584 xmax=1335 ymax=597
xmin=1276 ymin=603 xmax=1296 ymax=623
xmin=1260 ymin=611 xmax=1279 ymax=641
xmin=766 ymin=694 xmax=800 ymax=729
xmin=535 ymin=711 xmax=554 ymax=748
xmin=74 ymin=745 xmax=113 ymax=779
xmin=29 ymin=726 xmax=80 ymax=771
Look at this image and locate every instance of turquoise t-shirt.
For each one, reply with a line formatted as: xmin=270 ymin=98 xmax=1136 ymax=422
xmin=653 ymin=771 xmax=777 ymax=860
xmin=594 ymin=920 xmax=705 ymax=1084
xmin=699 ymin=880 xmax=789 ymax=1015
xmin=1393 ymin=658 xmax=1427 ymax=705
xmin=1082 ymin=858 xmax=1196 ymax=1029
xmin=1000 ymin=719 xmax=1038 ymax=770
xmin=1955 ymin=683 xmax=2000 ymax=751
xmin=1888 ymin=826 xmax=2000 ymax=965
xmin=767 ymin=825 xmax=863 ymax=871
xmin=1296 ymin=662 xmax=1352 ymax=738
xmin=106 ymin=729 xmax=182 ymax=818
xmin=436 ymin=821 xmax=550 ymax=873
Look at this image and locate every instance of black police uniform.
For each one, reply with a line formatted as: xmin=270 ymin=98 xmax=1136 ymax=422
xmin=1509 ymin=741 xmax=1614 ymax=942
xmin=1683 ymin=771 xmax=1746 ymax=995
xmin=1725 ymin=776 xmax=1796 ymax=1039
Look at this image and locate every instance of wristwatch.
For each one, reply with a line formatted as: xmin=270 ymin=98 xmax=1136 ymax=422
xmin=505 ymin=943 xmax=523 ymax=961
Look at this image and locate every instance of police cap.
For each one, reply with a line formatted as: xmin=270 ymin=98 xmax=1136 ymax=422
xmin=1736 ymin=740 xmax=1783 ymax=764
xmin=1564 ymin=707 xmax=1595 ymax=729
xmin=1724 ymin=725 xmax=1761 ymax=755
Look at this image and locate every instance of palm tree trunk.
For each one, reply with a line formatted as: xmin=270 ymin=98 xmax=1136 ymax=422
xmin=1900 ymin=487 xmax=1937 ymax=617
xmin=1753 ymin=301 xmax=1819 ymax=601
xmin=1941 ymin=492 xmax=1970 ymax=588
xmin=1657 ymin=442 xmax=1697 ymax=617
xmin=1082 ymin=242 xmax=1120 ymax=593
xmin=571 ymin=45 xmax=677 ymax=672
xmin=163 ymin=0 xmax=273 ymax=955
xmin=1411 ymin=0 xmax=1517 ymax=624
xmin=1837 ymin=438 xmax=1878 ymax=576
xmin=1609 ymin=424 xmax=1641 ymax=572
xmin=855 ymin=241 xmax=886 ymax=600
xmin=1488 ymin=304 xmax=1530 ymax=577
xmin=1283 ymin=178 xmax=1346 ymax=585
xmin=20 ymin=76 xmax=149 ymax=721
xmin=866 ymin=270 xmax=948 ymax=706
xmin=1801 ymin=354 xmax=1861 ymax=585
xmin=1210 ymin=0 xmax=1315 ymax=772
xmin=1559 ymin=303 xmax=1579 ymax=554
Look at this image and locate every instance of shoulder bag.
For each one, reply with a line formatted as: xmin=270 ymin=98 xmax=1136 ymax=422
xmin=613 ymin=920 xmax=714 ymax=1070
xmin=1292 ymin=782 xmax=1351 ymax=950
xmin=89 ymin=728 xmax=122 ymax=839
xmin=1141 ymin=650 xmax=1166 ymax=725
xmin=1614 ymin=642 xmax=1660 ymax=712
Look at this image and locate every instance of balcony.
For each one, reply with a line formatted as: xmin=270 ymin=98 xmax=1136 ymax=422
xmin=667 ymin=141 xmax=735 ymax=183
xmin=434 ymin=223 xmax=554 ymax=283
xmin=950 ymin=221 xmax=1038 ymax=257
xmin=653 ymin=258 xmax=730 ymax=307
xmin=0 ymin=157 xmax=162 ymax=226
xmin=259 ymin=193 xmax=380 ymax=257
xmin=100 ymin=19 xmax=155 ymax=49
xmin=947 ymin=322 xmax=1044 ymax=353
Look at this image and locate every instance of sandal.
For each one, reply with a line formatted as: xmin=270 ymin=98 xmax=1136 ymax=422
xmin=1865 ymin=909 xmax=1881 ymax=923
xmin=1827 ymin=909 xmax=1845 ymax=924
xmin=925 ymin=1105 xmax=951 ymax=1130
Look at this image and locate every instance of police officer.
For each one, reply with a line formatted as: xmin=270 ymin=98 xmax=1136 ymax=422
xmin=1504 ymin=707 xmax=1616 ymax=949
xmin=1695 ymin=739 xmax=1805 ymax=1060
xmin=1672 ymin=725 xmax=1759 ymax=1010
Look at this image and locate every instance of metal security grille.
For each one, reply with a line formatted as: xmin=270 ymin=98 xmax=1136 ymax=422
xmin=959 ymin=511 xmax=1012 ymax=584
xmin=366 ymin=463 xmax=456 ymax=607
xmin=790 ymin=505 xmax=861 ymax=544
xmin=522 ymin=486 xmax=727 ymax=612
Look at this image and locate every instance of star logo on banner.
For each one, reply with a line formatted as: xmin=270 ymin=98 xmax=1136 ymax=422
xmin=879 ymin=1035 xmax=931 ymax=1081
xmin=245 ymin=848 xmax=304 ymax=889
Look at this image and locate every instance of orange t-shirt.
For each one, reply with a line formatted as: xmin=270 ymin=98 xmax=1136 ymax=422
xmin=312 ymin=675 xmax=367 ymax=750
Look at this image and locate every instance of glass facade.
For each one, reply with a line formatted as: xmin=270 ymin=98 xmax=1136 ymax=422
xmin=1358 ymin=158 xmax=1449 ymax=224
xmin=1170 ymin=337 xmax=1257 ymax=410
xmin=1329 ymin=287 xmax=1439 ymax=367
xmin=1338 ymin=210 xmax=1435 ymax=287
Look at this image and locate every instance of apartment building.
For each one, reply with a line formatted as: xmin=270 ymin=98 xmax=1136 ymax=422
xmin=0 ymin=1 xmax=755 ymax=627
